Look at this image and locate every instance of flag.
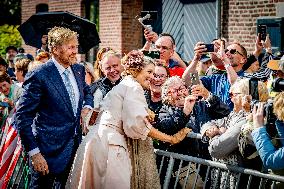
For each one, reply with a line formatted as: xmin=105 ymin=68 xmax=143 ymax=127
xmin=0 ymin=110 xmax=23 ymax=188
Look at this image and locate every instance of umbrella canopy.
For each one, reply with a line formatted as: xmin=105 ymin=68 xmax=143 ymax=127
xmin=18 ymin=11 xmax=100 ymax=54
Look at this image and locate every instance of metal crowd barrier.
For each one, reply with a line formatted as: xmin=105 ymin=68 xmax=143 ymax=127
xmin=6 ymin=152 xmax=30 ymax=189
xmin=155 ymin=149 xmax=284 ymax=189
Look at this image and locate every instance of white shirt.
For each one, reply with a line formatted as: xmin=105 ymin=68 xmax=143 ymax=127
xmin=52 ymin=57 xmax=80 ymax=114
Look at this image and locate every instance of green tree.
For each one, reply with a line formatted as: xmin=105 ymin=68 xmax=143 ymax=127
xmin=0 ymin=24 xmax=21 ymax=58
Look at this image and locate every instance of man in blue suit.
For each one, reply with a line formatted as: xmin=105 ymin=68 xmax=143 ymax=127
xmin=16 ymin=27 xmax=94 ymax=188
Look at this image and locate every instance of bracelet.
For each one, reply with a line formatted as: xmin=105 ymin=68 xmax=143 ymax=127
xmin=224 ymin=64 xmax=231 ymax=69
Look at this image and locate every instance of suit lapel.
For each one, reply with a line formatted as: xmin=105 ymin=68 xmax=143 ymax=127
xmin=45 ymin=61 xmax=74 ymax=117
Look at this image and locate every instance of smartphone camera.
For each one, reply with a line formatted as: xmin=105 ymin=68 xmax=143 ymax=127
xmin=204 ymin=44 xmax=214 ymax=52
xmin=258 ymin=25 xmax=267 ymax=41
xmin=142 ymin=50 xmax=160 ymax=59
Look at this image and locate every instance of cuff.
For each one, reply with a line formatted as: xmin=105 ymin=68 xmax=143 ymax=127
xmin=28 ymin=148 xmax=40 ymax=157
xmin=83 ymin=105 xmax=92 ymax=110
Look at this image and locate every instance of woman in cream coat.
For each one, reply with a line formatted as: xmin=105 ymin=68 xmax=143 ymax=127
xmin=66 ymin=51 xmax=190 ymax=189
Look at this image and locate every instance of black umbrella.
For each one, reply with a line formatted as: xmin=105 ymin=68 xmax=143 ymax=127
xmin=18 ymin=11 xmax=100 ymax=54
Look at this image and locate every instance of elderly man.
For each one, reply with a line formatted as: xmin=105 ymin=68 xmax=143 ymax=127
xmin=16 ymin=27 xmax=93 ymax=188
xmin=183 ymin=42 xmax=247 ymax=110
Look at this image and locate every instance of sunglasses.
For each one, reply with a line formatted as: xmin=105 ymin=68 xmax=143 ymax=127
xmin=229 ymin=92 xmax=242 ymax=98
xmin=225 ymin=49 xmax=244 ymax=57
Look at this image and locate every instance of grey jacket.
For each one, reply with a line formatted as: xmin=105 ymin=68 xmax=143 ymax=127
xmin=208 ymin=111 xmax=247 ymax=159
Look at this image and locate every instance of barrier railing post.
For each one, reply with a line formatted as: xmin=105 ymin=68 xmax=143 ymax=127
xmin=163 ymin=156 xmax=175 ymax=189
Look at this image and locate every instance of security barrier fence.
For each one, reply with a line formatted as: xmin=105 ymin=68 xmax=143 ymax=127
xmin=2 ymin=133 xmax=284 ymax=188
xmin=155 ymin=149 xmax=284 ymax=189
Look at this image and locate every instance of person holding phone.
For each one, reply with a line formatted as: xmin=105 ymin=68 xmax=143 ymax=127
xmin=243 ymin=34 xmax=274 ymax=81
xmin=142 ymin=29 xmax=187 ymax=77
xmin=183 ymin=41 xmax=247 ymax=110
xmin=155 ymin=76 xmax=230 ymax=187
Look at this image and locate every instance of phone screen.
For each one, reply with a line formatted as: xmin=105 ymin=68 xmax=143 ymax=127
xmin=258 ymin=25 xmax=267 ymax=41
xmin=204 ymin=44 xmax=214 ymax=52
xmin=143 ymin=51 xmax=160 ymax=59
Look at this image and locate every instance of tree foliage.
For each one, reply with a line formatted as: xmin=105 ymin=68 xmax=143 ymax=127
xmin=0 ymin=25 xmax=22 ymax=58
xmin=0 ymin=0 xmax=21 ymax=25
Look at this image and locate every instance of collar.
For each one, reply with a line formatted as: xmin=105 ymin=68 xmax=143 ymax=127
xmin=52 ymin=56 xmax=71 ymax=75
xmin=102 ymin=77 xmax=121 ymax=86
xmin=168 ymin=59 xmax=179 ymax=68
xmin=237 ymin=69 xmax=245 ymax=76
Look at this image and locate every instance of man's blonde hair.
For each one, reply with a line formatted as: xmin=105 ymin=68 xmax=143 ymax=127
xmin=48 ymin=27 xmax=78 ymax=52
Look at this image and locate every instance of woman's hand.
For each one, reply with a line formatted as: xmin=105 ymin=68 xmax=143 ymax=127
xmin=171 ymin=127 xmax=191 ymax=145
xmin=253 ymin=103 xmax=265 ymax=129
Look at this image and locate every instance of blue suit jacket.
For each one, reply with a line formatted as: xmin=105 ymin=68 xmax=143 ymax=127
xmin=16 ymin=60 xmax=94 ymax=174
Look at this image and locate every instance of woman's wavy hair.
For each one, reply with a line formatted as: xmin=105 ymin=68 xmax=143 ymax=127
xmin=161 ymin=76 xmax=185 ymax=104
xmin=121 ymin=50 xmax=154 ymax=77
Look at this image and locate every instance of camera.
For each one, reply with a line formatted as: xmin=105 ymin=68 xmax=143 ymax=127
xmin=272 ymin=78 xmax=284 ymax=92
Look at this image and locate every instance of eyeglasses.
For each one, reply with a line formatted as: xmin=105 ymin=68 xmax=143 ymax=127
xmin=229 ymin=92 xmax=242 ymax=98
xmin=225 ymin=49 xmax=244 ymax=57
xmin=169 ymin=85 xmax=187 ymax=94
xmin=154 ymin=73 xmax=167 ymax=79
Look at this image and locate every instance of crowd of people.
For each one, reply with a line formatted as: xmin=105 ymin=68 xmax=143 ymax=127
xmin=0 ymin=25 xmax=284 ymax=189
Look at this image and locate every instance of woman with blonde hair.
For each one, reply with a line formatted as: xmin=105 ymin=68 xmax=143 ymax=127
xmin=66 ymin=50 xmax=190 ymax=189
xmin=201 ymin=77 xmax=269 ymax=188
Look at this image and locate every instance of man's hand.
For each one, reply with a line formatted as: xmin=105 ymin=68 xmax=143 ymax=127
xmin=254 ymin=34 xmax=263 ymax=57
xmin=253 ymin=103 xmax=265 ymax=129
xmin=191 ymin=84 xmax=210 ymax=99
xmin=31 ymin=153 xmax=49 ymax=175
xmin=263 ymin=34 xmax=272 ymax=54
xmin=193 ymin=42 xmax=207 ymax=62
xmin=155 ymin=59 xmax=167 ymax=67
xmin=144 ymin=29 xmax=158 ymax=43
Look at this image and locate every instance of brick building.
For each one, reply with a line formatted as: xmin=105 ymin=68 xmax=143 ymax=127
xmin=21 ymin=0 xmax=284 ymax=61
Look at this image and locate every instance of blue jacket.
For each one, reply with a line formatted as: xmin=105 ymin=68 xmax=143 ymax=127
xmin=252 ymin=120 xmax=284 ymax=170
xmin=16 ymin=60 xmax=94 ymax=174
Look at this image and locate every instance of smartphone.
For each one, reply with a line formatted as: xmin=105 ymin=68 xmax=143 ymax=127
xmin=0 ymin=102 xmax=10 ymax=108
xmin=143 ymin=50 xmax=160 ymax=59
xmin=204 ymin=44 xmax=214 ymax=52
xmin=258 ymin=25 xmax=267 ymax=41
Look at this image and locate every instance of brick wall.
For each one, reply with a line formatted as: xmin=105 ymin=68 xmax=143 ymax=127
xmin=99 ymin=0 xmax=122 ymax=53
xmin=21 ymin=0 xmax=83 ymax=58
xmin=21 ymin=0 xmax=143 ymax=59
xmin=99 ymin=0 xmax=143 ymax=55
xmin=221 ymin=0 xmax=284 ymax=54
xmin=121 ymin=0 xmax=143 ymax=55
